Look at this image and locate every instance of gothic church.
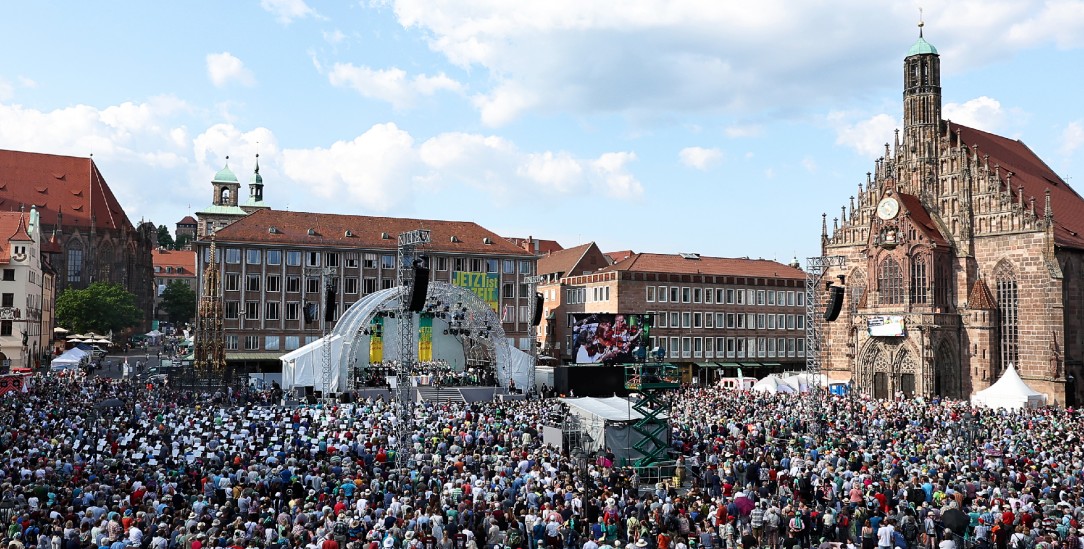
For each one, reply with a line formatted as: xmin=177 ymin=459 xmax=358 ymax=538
xmin=821 ymin=29 xmax=1083 ymax=406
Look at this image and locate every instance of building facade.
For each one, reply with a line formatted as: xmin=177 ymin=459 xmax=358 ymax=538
xmin=0 ymin=150 xmax=155 ymax=332
xmin=175 ymin=216 xmax=197 ymax=249
xmin=0 ymin=208 xmax=53 ymax=370
xmin=538 ymin=251 xmax=808 ymax=377
xmin=152 ymin=248 xmax=197 ymax=324
xmin=820 ymin=31 xmax=1084 ymax=405
xmin=194 ymin=208 xmax=539 ymax=367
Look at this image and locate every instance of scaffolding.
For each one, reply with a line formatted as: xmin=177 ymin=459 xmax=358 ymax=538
xmin=805 ymin=256 xmax=846 ymax=417
xmin=394 ymin=229 xmax=430 ymax=470
xmin=624 ymin=362 xmax=679 ymax=468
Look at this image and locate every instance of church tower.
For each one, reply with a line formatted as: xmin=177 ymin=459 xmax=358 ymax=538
xmin=241 ymin=153 xmax=270 ymax=214
xmin=901 ymin=20 xmax=942 ymax=197
xmin=196 ymin=157 xmax=254 ymax=238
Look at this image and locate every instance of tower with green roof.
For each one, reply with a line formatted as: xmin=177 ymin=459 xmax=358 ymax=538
xmin=195 ymin=157 xmax=255 ymax=237
xmin=903 ymin=20 xmax=941 ymax=168
xmin=242 ymin=153 xmax=270 ymax=213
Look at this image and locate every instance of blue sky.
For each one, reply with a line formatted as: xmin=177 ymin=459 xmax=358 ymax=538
xmin=2 ymin=1 xmax=1083 ymax=263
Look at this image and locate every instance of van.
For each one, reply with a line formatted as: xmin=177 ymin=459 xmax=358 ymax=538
xmin=90 ymin=345 xmax=108 ymax=359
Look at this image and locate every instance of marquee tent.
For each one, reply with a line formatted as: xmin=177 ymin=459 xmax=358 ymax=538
xmin=559 ymin=396 xmax=667 ymax=465
xmin=280 ymin=335 xmax=345 ymax=392
xmin=50 ymin=348 xmax=89 ymax=370
xmin=971 ymin=363 xmax=1047 ymax=410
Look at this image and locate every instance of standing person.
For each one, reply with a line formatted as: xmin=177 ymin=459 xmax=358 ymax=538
xmin=938 ymin=530 xmax=956 ymax=549
xmin=877 ymin=520 xmax=895 ymax=549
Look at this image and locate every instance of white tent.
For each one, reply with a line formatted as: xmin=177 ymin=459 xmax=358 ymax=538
xmin=280 ymin=336 xmax=345 ymax=392
xmin=750 ymin=375 xmax=796 ymax=394
xmin=971 ymin=363 xmax=1047 ymax=410
xmin=51 ymin=348 xmax=88 ymax=370
xmin=560 ymin=396 xmax=666 ymax=464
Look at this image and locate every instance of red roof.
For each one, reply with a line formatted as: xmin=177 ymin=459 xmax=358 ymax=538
xmin=178 ymin=215 xmax=197 ymax=225
xmin=41 ymin=232 xmax=62 ymax=254
xmin=212 ymin=209 xmax=535 ymax=256
xmin=602 ymin=253 xmax=806 ymax=279
xmin=897 ymin=192 xmax=948 ymax=246
xmin=966 ymin=278 xmax=997 ymax=310
xmin=504 ymin=237 xmax=563 ymax=255
xmin=538 ymin=242 xmax=596 ymax=276
xmin=0 ymin=149 xmax=134 ymax=232
xmin=153 ymin=249 xmax=197 ymax=276
xmin=606 ymin=250 xmax=634 ymax=263
xmin=951 ymin=123 xmax=1084 ymax=249
xmin=0 ymin=212 xmax=27 ymax=263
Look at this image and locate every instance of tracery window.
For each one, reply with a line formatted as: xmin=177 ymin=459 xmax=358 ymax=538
xmin=995 ymin=262 xmax=1019 ymax=372
xmin=878 ymin=257 xmax=904 ymax=305
xmin=910 ymin=256 xmax=928 ymax=304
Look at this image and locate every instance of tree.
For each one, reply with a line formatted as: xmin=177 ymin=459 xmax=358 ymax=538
xmin=55 ymin=282 xmax=143 ymax=334
xmin=174 ymin=233 xmax=192 ymax=251
xmin=156 ymin=224 xmax=174 ymax=249
xmin=160 ymin=280 xmax=197 ymax=325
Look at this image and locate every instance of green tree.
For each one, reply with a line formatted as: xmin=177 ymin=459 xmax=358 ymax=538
xmin=55 ymin=282 xmax=143 ymax=334
xmin=160 ymin=280 xmax=197 ymax=324
xmin=156 ymin=224 xmax=174 ymax=249
xmin=174 ymin=233 xmax=192 ymax=251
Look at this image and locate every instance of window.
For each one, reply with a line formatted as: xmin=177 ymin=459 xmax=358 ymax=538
xmin=705 ymin=337 xmax=714 ymax=358
xmin=693 ymin=312 xmax=702 ymax=328
xmin=716 ymin=313 xmax=726 ymax=327
xmin=245 ymin=275 xmax=260 ymax=292
xmin=286 ymin=251 xmax=301 ymax=266
xmin=345 ymin=277 xmax=359 ymax=294
xmin=787 ymin=291 xmax=796 ymax=306
xmin=306 ymin=278 xmax=320 ymax=293
xmin=693 ymin=337 xmax=703 ymax=358
xmin=693 ymin=288 xmax=702 ymax=303
xmin=225 ymin=301 xmax=239 ymax=319
xmin=1 ymin=294 xmax=12 ymax=307
xmin=306 ymin=252 xmax=320 ymax=267
xmin=758 ymin=337 xmax=767 ymax=357
xmin=246 ymin=249 xmax=261 ymax=264
xmin=265 ymin=302 xmax=280 ymax=320
xmin=681 ymin=287 xmax=691 ymax=303
xmin=362 ymin=254 xmax=378 ymax=269
xmin=757 ymin=290 xmax=766 ymax=305
xmin=381 ymin=255 xmax=396 ymax=269
xmin=787 ymin=315 xmax=796 ymax=330
xmin=727 ymin=313 xmax=736 ymax=328
xmin=266 ymin=250 xmax=281 ymax=265
xmin=67 ymin=246 xmax=83 ymax=283
xmin=797 ymin=338 xmax=805 ymax=356
xmin=736 ymin=338 xmax=746 ymax=358
xmin=453 ymin=258 xmax=466 ymax=272
xmin=669 ymin=287 xmax=679 ymax=302
xmin=878 ymin=257 xmax=904 ymax=305
xmin=266 ymin=275 xmax=281 ymax=292
xmin=767 ymin=337 xmax=776 ymax=357
xmin=705 ymin=312 xmax=713 ymax=328
xmin=726 ymin=289 xmax=735 ymax=304
xmin=470 ymin=258 xmax=483 ymax=272
xmin=935 ymin=259 xmax=952 ymax=306
xmin=736 ymin=314 xmax=745 ymax=329
xmin=910 ymin=256 xmax=928 ymax=304
xmin=658 ymin=286 xmax=667 ymax=303
xmin=286 ymin=302 xmax=300 ymax=321
xmin=681 ymin=337 xmax=691 ymax=358
xmin=1 ymin=269 xmax=13 ymax=281
xmin=244 ymin=336 xmax=259 ymax=350
xmin=767 ymin=315 xmax=775 ymax=330
xmin=657 ymin=312 xmax=668 ymax=328
xmin=501 ymin=283 xmax=515 ymax=299
xmin=264 ymin=336 xmax=280 ymax=351
xmin=486 ymin=259 xmax=499 ymax=273
xmin=797 ymin=292 xmax=805 ymax=306
xmin=996 ymin=262 xmax=1019 ymax=374
xmin=787 ymin=338 xmax=796 ymax=357
xmin=736 ymin=290 xmax=745 ymax=305
xmin=681 ymin=312 xmax=691 ymax=328
xmin=757 ymin=314 xmax=766 ymax=329
xmin=670 ymin=312 xmax=679 ymax=328
xmin=245 ymin=301 xmax=260 ymax=320
xmin=705 ymin=289 xmax=713 ymax=304
xmin=796 ymin=315 xmax=805 ymax=330
xmin=503 ymin=259 xmax=515 ymax=273
xmin=364 ymin=278 xmax=377 ymax=294
xmin=767 ymin=291 xmax=775 ymax=305
xmin=225 ymin=248 xmax=241 ymax=264
xmin=777 ymin=314 xmax=786 ymax=329
xmin=669 ymin=337 xmax=680 ymax=359
xmin=646 ymin=286 xmax=656 ymax=302
xmin=325 ymin=253 xmax=339 ymax=267
xmin=381 ymin=279 xmax=393 ymax=290
xmin=286 ymin=276 xmax=301 ymax=293
xmin=726 ymin=337 xmax=735 ymax=358
xmin=224 ymin=273 xmax=240 ymax=291
xmin=285 ymin=336 xmax=300 ymax=351
xmin=225 ymin=335 xmax=238 ymax=350
xmin=519 ymin=260 xmax=532 ymax=274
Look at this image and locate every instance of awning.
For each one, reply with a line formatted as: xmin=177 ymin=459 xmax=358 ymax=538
xmin=739 ymin=362 xmax=764 ymax=368
xmin=226 ymin=352 xmax=285 ymax=361
xmin=761 ymin=362 xmax=782 ymax=367
xmin=716 ymin=362 xmax=741 ymax=367
xmin=695 ymin=362 xmax=719 ymax=368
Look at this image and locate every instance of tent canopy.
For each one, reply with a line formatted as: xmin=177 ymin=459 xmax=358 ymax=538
xmin=280 ymin=336 xmax=345 ymax=392
xmin=561 ymin=396 xmax=654 ymax=422
xmin=971 ymin=363 xmax=1047 ymax=410
xmin=51 ymin=348 xmax=88 ymax=370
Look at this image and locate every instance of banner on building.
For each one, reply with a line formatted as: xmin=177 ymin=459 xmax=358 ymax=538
xmin=418 ymin=315 xmax=433 ymax=362
xmin=867 ymin=315 xmax=906 ymax=337
xmin=570 ymin=313 xmax=653 ymax=364
xmin=451 ymin=271 xmax=499 ymax=312
xmin=0 ymin=374 xmax=28 ymax=396
xmin=369 ymin=316 xmax=384 ymax=363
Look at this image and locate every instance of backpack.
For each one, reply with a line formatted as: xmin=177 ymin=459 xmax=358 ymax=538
xmin=507 ymin=528 xmax=523 ymax=548
xmin=900 ymin=517 xmax=918 ymax=541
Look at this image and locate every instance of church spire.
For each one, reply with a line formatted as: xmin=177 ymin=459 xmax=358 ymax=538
xmin=903 ymin=19 xmax=942 ymax=196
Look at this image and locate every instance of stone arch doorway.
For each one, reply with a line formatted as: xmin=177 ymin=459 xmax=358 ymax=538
xmin=858 ymin=342 xmax=892 ymax=399
xmin=933 ymin=340 xmax=959 ymax=398
xmin=895 ymin=348 xmax=918 ymax=398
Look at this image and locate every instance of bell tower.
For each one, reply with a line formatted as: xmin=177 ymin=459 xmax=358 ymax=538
xmin=902 ymin=18 xmax=942 ymax=179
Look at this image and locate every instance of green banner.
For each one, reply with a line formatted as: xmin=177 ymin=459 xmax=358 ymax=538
xmin=451 ymin=271 xmax=499 ymax=312
xmin=369 ymin=316 xmax=384 ymax=363
xmin=418 ymin=315 xmax=433 ymax=361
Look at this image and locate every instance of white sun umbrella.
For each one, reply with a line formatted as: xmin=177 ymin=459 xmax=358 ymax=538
xmin=70 ymin=334 xmax=89 ymax=340
xmin=67 ymin=338 xmax=86 ymax=344
xmin=53 ymin=327 xmax=70 ymax=334
xmin=84 ymin=332 xmax=103 ymax=339
xmin=92 ymin=338 xmax=112 ymax=345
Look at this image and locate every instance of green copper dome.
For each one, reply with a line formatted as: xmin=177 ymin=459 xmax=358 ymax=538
xmin=213 ymin=164 xmax=239 ymax=184
xmin=908 ymin=35 xmax=938 ymax=56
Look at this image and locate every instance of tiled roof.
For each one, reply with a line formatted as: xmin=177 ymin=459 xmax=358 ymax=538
xmin=538 ymin=242 xmax=596 ymax=276
xmin=606 ymin=250 xmax=634 ymax=264
xmin=951 ymin=123 xmax=1084 ymax=249
xmin=0 ymin=149 xmax=133 ymax=232
xmin=504 ymin=237 xmax=563 ymax=255
xmin=41 ymin=232 xmax=62 ymax=254
xmin=8 ymin=215 xmax=32 ymax=242
xmin=210 ymin=209 xmax=535 ymax=256
xmin=178 ymin=215 xmax=197 ymax=225
xmin=897 ymin=192 xmax=948 ymax=246
xmin=966 ymin=278 xmax=997 ymax=310
xmin=153 ymin=249 xmax=196 ymax=276
xmin=0 ymin=212 xmax=27 ymax=263
xmin=602 ymin=253 xmax=806 ymax=279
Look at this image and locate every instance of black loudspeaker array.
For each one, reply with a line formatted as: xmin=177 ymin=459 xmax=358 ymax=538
xmin=824 ymin=285 xmax=845 ymax=322
xmin=531 ymin=292 xmax=545 ymax=326
xmin=408 ymin=257 xmax=430 ymax=312
xmin=324 ymin=286 xmax=337 ymax=322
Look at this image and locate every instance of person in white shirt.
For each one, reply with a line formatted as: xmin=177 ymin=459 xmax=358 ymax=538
xmin=877 ymin=520 xmax=895 ymax=549
xmin=938 ymin=530 xmax=957 ymax=549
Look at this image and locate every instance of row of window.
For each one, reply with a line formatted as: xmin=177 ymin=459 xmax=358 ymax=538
xmin=875 ymin=256 xmax=952 ymax=306
xmin=647 ymin=286 xmax=805 ymax=307
xmin=648 ymin=311 xmax=806 ymax=331
xmin=220 ymin=274 xmax=533 ymax=300
xmin=564 ymin=334 xmax=807 ymax=360
xmin=210 ymin=248 xmax=533 ymax=275
xmin=565 ymin=286 xmax=611 ymax=304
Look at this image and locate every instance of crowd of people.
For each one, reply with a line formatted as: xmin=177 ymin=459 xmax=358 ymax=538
xmin=359 ymin=361 xmax=498 ymax=389
xmin=1 ymin=365 xmax=1083 ymax=549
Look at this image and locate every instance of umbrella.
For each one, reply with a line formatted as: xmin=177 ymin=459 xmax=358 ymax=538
xmin=96 ymin=398 xmax=125 ymax=409
xmin=53 ymin=327 xmax=70 ymax=334
xmin=67 ymin=338 xmax=86 ymax=344
xmin=70 ymin=334 xmax=89 ymax=340
xmin=941 ymin=508 xmax=969 ymax=537
xmin=92 ymin=339 xmax=112 ymax=345
xmin=85 ymin=332 xmax=103 ymax=339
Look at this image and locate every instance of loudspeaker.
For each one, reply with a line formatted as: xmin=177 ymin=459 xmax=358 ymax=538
xmin=824 ymin=285 xmax=845 ymax=321
xmin=324 ymin=286 xmax=337 ymax=322
xmin=532 ymin=292 xmax=545 ymax=326
xmin=408 ymin=257 xmax=430 ymax=312
xmin=303 ymin=302 xmax=318 ymax=324
xmin=339 ymin=392 xmax=354 ymax=404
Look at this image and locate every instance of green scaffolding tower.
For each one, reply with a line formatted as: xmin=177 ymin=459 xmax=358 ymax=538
xmin=624 ymin=362 xmax=680 ymax=468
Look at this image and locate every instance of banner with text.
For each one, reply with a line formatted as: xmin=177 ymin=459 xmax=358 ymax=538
xmin=369 ymin=316 xmax=384 ymax=363
xmin=570 ymin=313 xmax=653 ymax=364
xmin=452 ymin=271 xmax=499 ymax=312
xmin=418 ymin=315 xmax=433 ymax=361
xmin=867 ymin=315 xmax=906 ymax=337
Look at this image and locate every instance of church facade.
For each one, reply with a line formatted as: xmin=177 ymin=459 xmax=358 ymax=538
xmin=820 ymin=31 xmax=1084 ymax=406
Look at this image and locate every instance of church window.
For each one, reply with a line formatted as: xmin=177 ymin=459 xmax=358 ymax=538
xmin=67 ymin=244 xmax=84 ymax=283
xmin=934 ymin=259 xmax=952 ymax=306
xmin=878 ymin=257 xmax=904 ymax=305
xmin=910 ymin=256 xmax=928 ymax=304
xmin=995 ymin=262 xmax=1019 ymax=372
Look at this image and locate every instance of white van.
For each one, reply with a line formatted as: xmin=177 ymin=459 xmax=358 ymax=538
xmin=90 ymin=345 xmax=108 ymax=359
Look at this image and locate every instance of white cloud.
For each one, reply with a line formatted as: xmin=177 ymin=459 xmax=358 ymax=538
xmin=386 ymin=0 xmax=1084 ymax=125
xmin=828 ymin=111 xmax=897 ymax=158
xmin=943 ymin=96 xmax=1005 ymax=133
xmin=801 ymin=155 xmax=817 ymax=173
xmin=0 ymin=79 xmax=11 ymax=102
xmin=592 ymin=152 xmax=644 ymax=198
xmin=260 ymin=0 xmax=319 ymax=24
xmin=328 ymin=63 xmax=464 ymax=109
xmin=678 ymin=146 xmax=723 ymax=171
xmin=323 ymin=29 xmax=346 ymax=45
xmin=1062 ymin=122 xmax=1084 ymax=157
xmin=206 ymin=52 xmax=256 ymax=88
